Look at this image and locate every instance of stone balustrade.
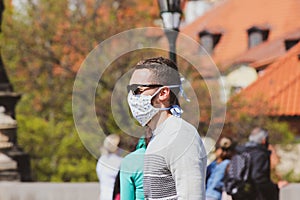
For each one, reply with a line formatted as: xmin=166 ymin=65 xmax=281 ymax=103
xmin=0 ymin=182 xmax=99 ymax=200
xmin=0 ymin=182 xmax=299 ymax=200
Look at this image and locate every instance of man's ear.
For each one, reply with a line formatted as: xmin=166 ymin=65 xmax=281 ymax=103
xmin=158 ymin=87 xmax=170 ymax=102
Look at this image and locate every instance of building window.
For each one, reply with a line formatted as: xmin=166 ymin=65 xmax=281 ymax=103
xmin=199 ymin=30 xmax=222 ymax=54
xmin=284 ymin=39 xmax=300 ymax=51
xmin=247 ymin=26 xmax=269 ymax=48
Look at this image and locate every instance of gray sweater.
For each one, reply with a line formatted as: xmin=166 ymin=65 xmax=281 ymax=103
xmin=143 ymin=116 xmax=207 ymax=200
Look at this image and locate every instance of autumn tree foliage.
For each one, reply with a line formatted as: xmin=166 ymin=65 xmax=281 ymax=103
xmin=223 ymin=94 xmax=295 ymax=144
xmin=1 ymin=0 xmax=294 ymax=182
xmin=1 ymin=0 xmax=158 ymax=181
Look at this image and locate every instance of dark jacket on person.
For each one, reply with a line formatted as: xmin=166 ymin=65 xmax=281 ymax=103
xmin=244 ymin=141 xmax=279 ymax=200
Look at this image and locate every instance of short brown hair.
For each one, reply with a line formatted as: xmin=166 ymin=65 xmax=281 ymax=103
xmin=134 ymin=57 xmax=181 ymax=106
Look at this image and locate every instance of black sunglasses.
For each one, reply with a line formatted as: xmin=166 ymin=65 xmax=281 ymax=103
xmin=127 ymin=84 xmax=163 ymax=95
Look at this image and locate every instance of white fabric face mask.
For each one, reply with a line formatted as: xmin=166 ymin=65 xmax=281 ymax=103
xmin=127 ymin=85 xmax=180 ymax=126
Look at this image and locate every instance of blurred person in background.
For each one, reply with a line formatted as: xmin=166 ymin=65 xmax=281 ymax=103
xmin=119 ymin=128 xmax=151 ymax=200
xmin=243 ymin=127 xmax=287 ymax=200
xmin=96 ymin=134 xmax=122 ymax=200
xmin=206 ymin=136 xmax=235 ymax=200
xmin=119 ymin=136 xmax=148 ymax=200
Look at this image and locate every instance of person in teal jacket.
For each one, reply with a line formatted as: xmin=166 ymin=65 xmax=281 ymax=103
xmin=120 ymin=137 xmax=147 ymax=200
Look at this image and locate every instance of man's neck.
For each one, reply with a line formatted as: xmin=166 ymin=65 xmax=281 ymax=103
xmin=148 ymin=111 xmax=172 ymax=131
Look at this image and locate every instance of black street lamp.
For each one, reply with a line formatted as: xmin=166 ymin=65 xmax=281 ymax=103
xmin=157 ymin=0 xmax=183 ymax=64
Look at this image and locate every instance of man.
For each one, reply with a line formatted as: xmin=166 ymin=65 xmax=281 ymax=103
xmin=127 ymin=57 xmax=207 ymax=199
xmin=244 ymin=127 xmax=281 ymax=200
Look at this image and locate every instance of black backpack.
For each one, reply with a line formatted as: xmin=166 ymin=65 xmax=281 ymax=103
xmin=224 ymin=151 xmax=256 ymax=200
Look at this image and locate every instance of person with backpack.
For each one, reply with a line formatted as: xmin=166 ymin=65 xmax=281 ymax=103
xmin=245 ymin=127 xmax=281 ymax=200
xmin=225 ymin=127 xmax=287 ymax=200
xmin=206 ymin=137 xmax=235 ymax=200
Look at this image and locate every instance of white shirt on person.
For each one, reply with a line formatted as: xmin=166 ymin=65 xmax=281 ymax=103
xmin=96 ymin=153 xmax=122 ymax=200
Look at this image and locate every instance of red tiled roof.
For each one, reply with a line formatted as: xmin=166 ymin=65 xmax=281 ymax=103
xmin=240 ymin=42 xmax=300 ymax=116
xmin=229 ymin=28 xmax=300 ymax=69
xmin=181 ymin=0 xmax=300 ymax=71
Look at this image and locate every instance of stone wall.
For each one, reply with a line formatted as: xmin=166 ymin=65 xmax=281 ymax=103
xmin=0 ymin=182 xmax=299 ymax=200
xmin=0 ymin=182 xmax=99 ymax=200
xmin=280 ymin=183 xmax=300 ymax=200
xmin=275 ymin=144 xmax=300 ymax=181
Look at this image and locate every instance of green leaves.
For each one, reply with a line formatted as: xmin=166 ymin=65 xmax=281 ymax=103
xmin=17 ymin=115 xmax=97 ymax=182
xmin=1 ymin=0 xmax=156 ymax=182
